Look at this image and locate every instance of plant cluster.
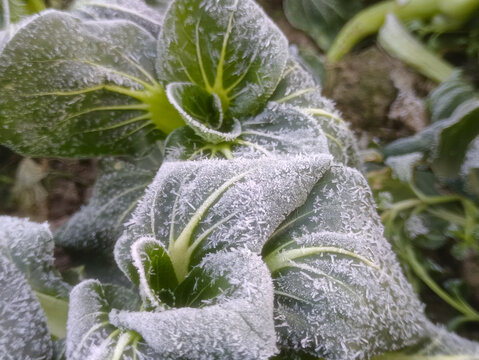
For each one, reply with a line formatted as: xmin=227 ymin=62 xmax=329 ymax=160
xmin=1 ymin=0 xmax=479 ymax=359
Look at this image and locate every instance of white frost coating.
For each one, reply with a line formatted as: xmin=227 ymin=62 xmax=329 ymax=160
xmin=0 ymin=252 xmax=52 ymax=360
xmin=166 ymin=82 xmax=242 ymax=143
xmin=115 ymin=155 xmax=332 ymax=281
xmin=0 ymin=11 xmax=159 ymax=156
xmin=67 ymin=280 xmax=152 ymax=360
xmin=420 ymin=323 xmax=479 ymax=356
xmin=56 ymin=145 xmax=162 ymax=254
xmin=110 ymin=248 xmax=277 ymax=360
xmin=266 ymin=164 xmax=429 ymax=359
xmin=235 ymin=102 xmax=329 ymax=159
xmin=270 ymin=57 xmax=360 ymax=167
xmin=386 ymin=152 xmax=423 ymax=183
xmin=461 ymin=136 xmax=479 ymax=178
xmin=164 ymin=102 xmax=330 ymax=161
xmin=72 ymin=0 xmax=164 ymax=36
xmin=0 ymin=216 xmax=70 ymax=297
xmin=157 ymin=0 xmax=288 ymax=117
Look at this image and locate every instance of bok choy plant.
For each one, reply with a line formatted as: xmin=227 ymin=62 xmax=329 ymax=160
xmin=1 ymin=0 xmax=479 ymax=359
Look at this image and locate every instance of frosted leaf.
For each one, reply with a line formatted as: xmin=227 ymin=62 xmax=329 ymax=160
xmin=0 ymin=28 xmax=9 ymax=53
xmin=157 ymin=0 xmax=288 ymax=117
xmin=164 ymin=102 xmax=329 ymax=161
xmin=431 ymin=99 xmax=479 ymax=180
xmin=72 ymin=0 xmax=164 ymax=36
xmin=0 ymin=216 xmax=70 ymax=297
xmin=0 ymin=10 xmax=162 ymax=157
xmin=270 ymin=57 xmax=360 ymax=167
xmin=0 ymin=252 xmax=52 ymax=360
xmin=145 ymin=0 xmax=172 ymax=12
xmin=110 ymin=248 xmax=277 ymax=360
xmin=67 ymin=280 xmax=155 ymax=360
xmin=55 ymin=143 xmax=162 ymax=255
xmin=385 ymin=152 xmax=423 ymax=183
xmin=461 ymin=135 xmax=479 ymax=197
xmin=166 ymin=82 xmax=241 ymax=143
xmin=417 ymin=323 xmax=479 ymax=356
xmin=384 ymin=99 xmax=479 ymax=180
xmin=262 ymin=164 xmax=430 ymax=360
xmin=53 ymin=339 xmax=67 ymax=360
xmin=115 ymin=155 xmax=331 ymax=283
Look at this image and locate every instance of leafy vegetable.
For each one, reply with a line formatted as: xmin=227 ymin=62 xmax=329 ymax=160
xmin=263 ymin=164 xmax=429 ymax=359
xmin=70 ymin=155 xmax=331 ymax=359
xmin=0 ymin=216 xmax=71 ymax=357
xmin=0 ymin=251 xmax=53 ymax=359
xmin=1 ymin=0 xmax=479 ymax=359
xmin=55 ymin=143 xmax=163 ymax=254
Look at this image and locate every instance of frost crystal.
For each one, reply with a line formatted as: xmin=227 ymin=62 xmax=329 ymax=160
xmin=0 ymin=216 xmax=70 ymax=297
xmin=115 ymin=155 xmax=331 ymax=280
xmin=264 ymin=164 xmax=429 ymax=359
xmin=0 ymin=252 xmax=52 ymax=360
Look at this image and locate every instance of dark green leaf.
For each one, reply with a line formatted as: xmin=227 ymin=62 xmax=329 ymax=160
xmin=166 ymin=82 xmax=241 ymax=143
xmin=462 ymin=136 xmax=479 ymax=197
xmin=432 ymin=99 xmax=479 ymax=180
xmin=109 ymin=248 xmax=278 ymax=359
xmin=67 ymin=281 xmax=150 ymax=360
xmin=115 ymin=156 xmax=331 ymax=284
xmin=428 ymin=71 xmax=476 ymax=123
xmin=283 ymin=0 xmax=361 ymax=51
xmin=71 ymin=0 xmax=164 ymax=36
xmin=164 ymin=103 xmax=329 ymax=161
xmin=0 ymin=11 xmax=168 ymax=157
xmin=157 ymin=0 xmax=288 ymax=117
xmin=55 ymin=143 xmax=162 ymax=254
xmin=262 ymin=165 xmax=430 ymax=359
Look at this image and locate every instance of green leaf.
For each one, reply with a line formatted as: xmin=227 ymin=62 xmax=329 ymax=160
xmin=55 ymin=143 xmax=162 ymax=254
xmin=71 ymin=0 xmax=164 ymax=36
xmin=378 ymin=14 xmax=454 ymax=83
xmin=269 ymin=57 xmax=360 ymax=167
xmin=67 ymin=281 xmax=148 ymax=360
xmin=166 ymin=82 xmax=241 ymax=143
xmin=0 ymin=216 xmax=71 ymax=338
xmin=157 ymin=0 xmax=288 ymax=117
xmin=376 ymin=324 xmax=479 ymax=359
xmin=0 ymin=11 xmax=176 ymax=157
xmin=0 ymin=216 xmax=70 ymax=298
xmin=115 ymin=156 xmax=331 ymax=284
xmin=283 ymin=0 xmax=361 ymax=51
xmin=0 ymin=252 xmax=53 ymax=359
xmin=164 ymin=102 xmax=329 ymax=161
xmin=262 ymin=165 xmax=430 ymax=359
xmin=0 ymin=0 xmax=27 ymax=27
xmin=462 ymin=136 xmax=479 ymax=198
xmin=431 ymin=99 xmax=479 ymax=180
xmin=109 ymin=248 xmax=278 ymax=359
xmin=130 ymin=238 xmax=178 ymax=308
xmin=385 ymin=152 xmax=424 ymax=183
xmin=428 ymin=71 xmax=476 ymax=123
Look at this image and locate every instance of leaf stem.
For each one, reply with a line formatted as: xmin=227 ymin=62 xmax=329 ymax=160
xmin=405 ymin=245 xmax=479 ymax=320
xmin=327 ymin=0 xmax=479 ymax=63
xmin=378 ymin=15 xmax=454 ymax=83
